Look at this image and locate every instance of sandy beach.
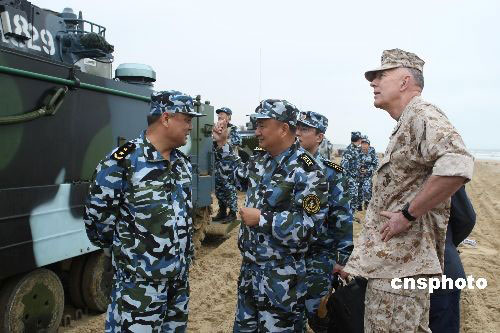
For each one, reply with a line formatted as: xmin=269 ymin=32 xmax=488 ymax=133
xmin=63 ymin=160 xmax=500 ymax=332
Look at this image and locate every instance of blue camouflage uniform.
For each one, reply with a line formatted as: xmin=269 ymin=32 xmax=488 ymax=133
xmin=214 ymin=107 xmax=241 ymax=217
xmin=341 ymin=131 xmax=362 ymax=211
xmin=297 ymin=111 xmax=354 ymax=332
xmin=359 ymin=137 xmax=378 ymax=208
xmin=215 ymin=100 xmax=328 ymax=332
xmin=84 ymin=90 xmax=204 ymax=333
xmin=317 ymin=137 xmax=334 ymax=160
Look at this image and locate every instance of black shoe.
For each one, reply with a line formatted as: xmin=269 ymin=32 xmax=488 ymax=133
xmin=213 ymin=208 xmax=227 ymax=222
xmin=222 ymin=211 xmax=237 ymax=224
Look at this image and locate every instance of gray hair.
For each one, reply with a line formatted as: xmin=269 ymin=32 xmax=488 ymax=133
xmin=406 ymin=67 xmax=424 ymax=90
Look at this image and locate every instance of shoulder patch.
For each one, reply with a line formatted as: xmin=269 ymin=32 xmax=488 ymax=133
xmin=111 ymin=142 xmax=135 ymax=161
xmin=299 ymin=153 xmax=316 ymax=171
xmin=324 ymin=160 xmax=343 ymax=173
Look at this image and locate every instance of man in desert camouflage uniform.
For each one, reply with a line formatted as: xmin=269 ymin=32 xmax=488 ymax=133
xmin=296 ymin=111 xmax=353 ymax=332
xmin=341 ymin=131 xmax=363 ymax=211
xmin=84 ymin=90 xmax=204 ymax=332
xmin=343 ymin=49 xmax=474 ymax=332
xmin=213 ymin=99 xmax=328 ymax=332
xmin=358 ymin=136 xmax=378 ymax=210
xmin=213 ymin=107 xmax=242 ymax=223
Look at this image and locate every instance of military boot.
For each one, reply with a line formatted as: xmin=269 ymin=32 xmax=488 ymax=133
xmin=222 ymin=210 xmax=237 ymax=224
xmin=213 ymin=206 xmax=227 ymax=222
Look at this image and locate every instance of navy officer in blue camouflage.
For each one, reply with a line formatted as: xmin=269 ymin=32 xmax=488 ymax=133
xmin=213 ymin=107 xmax=242 ymax=223
xmin=359 ymin=135 xmax=378 ymax=210
xmin=296 ymin=111 xmax=353 ymax=332
xmin=213 ymin=99 xmax=328 ymax=332
xmin=84 ymin=90 xmax=204 ymax=332
xmin=341 ymin=131 xmax=363 ymax=211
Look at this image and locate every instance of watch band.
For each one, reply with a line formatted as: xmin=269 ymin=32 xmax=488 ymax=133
xmin=401 ymin=202 xmax=416 ymax=222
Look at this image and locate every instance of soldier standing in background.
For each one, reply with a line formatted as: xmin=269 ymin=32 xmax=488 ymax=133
xmin=213 ymin=107 xmax=242 ymax=223
xmin=341 ymin=131 xmax=362 ymax=211
xmin=318 ymin=137 xmax=335 ymax=160
xmin=84 ymin=90 xmax=204 ymax=332
xmin=213 ymin=99 xmax=328 ymax=332
xmin=296 ymin=111 xmax=353 ymax=332
xmin=358 ymin=136 xmax=378 ymax=210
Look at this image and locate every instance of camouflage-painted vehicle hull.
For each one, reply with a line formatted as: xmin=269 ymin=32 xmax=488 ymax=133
xmin=0 ymin=1 xmax=213 ymax=331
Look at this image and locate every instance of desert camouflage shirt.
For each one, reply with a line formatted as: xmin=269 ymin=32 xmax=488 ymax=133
xmin=344 ymin=96 xmax=474 ymax=278
xmin=215 ymin=141 xmax=328 ymax=265
xmin=84 ymin=131 xmax=194 ymax=281
xmin=309 ymin=152 xmax=353 ymax=266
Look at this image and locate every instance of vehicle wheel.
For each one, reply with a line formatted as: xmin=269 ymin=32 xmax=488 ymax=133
xmin=193 ymin=206 xmax=211 ymax=252
xmin=68 ymin=255 xmax=88 ymax=309
xmin=81 ymin=251 xmax=113 ymax=312
xmin=0 ymin=268 xmax=64 ymax=333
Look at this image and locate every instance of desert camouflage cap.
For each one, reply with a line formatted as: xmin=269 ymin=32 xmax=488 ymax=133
xmin=251 ymin=99 xmax=299 ymax=127
xmin=216 ymin=107 xmax=232 ymax=116
xmin=297 ymin=111 xmax=328 ymax=133
xmin=150 ymin=90 xmax=204 ymax=117
xmin=365 ymin=48 xmax=425 ymax=82
xmin=351 ymin=131 xmax=362 ymax=142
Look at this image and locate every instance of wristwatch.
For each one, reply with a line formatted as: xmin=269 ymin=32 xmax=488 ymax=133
xmin=401 ymin=202 xmax=416 ymax=222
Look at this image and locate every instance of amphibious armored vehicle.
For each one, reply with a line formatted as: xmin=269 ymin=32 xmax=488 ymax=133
xmin=0 ymin=1 xmax=214 ymax=331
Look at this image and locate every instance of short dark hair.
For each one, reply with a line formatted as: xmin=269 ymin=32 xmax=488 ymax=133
xmin=288 ymin=124 xmax=296 ymax=134
xmin=315 ymin=128 xmax=323 ymax=135
xmin=407 ymin=67 xmax=424 ymax=89
xmin=147 ymin=114 xmax=161 ymax=126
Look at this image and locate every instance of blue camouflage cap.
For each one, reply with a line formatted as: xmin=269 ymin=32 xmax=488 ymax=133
xmin=351 ymin=131 xmax=362 ymax=141
xmin=297 ymin=111 xmax=328 ymax=133
xmin=216 ymin=107 xmax=232 ymax=116
xmin=150 ymin=90 xmax=204 ymax=117
xmin=361 ymin=135 xmax=370 ymax=144
xmin=251 ymin=99 xmax=299 ymax=127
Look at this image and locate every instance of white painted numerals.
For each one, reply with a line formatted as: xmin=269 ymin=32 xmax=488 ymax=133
xmin=1 ymin=11 xmax=56 ymax=56
xmin=28 ymin=23 xmax=41 ymax=51
xmin=40 ymin=29 xmax=55 ymax=55
xmin=13 ymin=14 xmax=30 ymax=47
xmin=1 ymin=11 xmax=13 ymax=43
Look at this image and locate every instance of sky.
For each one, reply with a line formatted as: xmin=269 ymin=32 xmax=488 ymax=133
xmin=35 ymin=0 xmax=500 ymax=151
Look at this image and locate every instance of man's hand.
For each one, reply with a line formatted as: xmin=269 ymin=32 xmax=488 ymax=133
xmin=212 ymin=119 xmax=229 ymax=147
xmin=239 ymin=207 xmax=260 ymax=227
xmin=379 ymin=211 xmax=411 ymax=242
xmin=333 ymin=264 xmax=349 ymax=280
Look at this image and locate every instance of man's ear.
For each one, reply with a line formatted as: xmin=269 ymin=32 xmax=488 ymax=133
xmin=281 ymin=123 xmax=290 ymax=137
xmin=162 ymin=112 xmax=171 ymax=126
xmin=400 ymin=74 xmax=411 ymax=91
xmin=317 ymin=132 xmax=324 ymax=144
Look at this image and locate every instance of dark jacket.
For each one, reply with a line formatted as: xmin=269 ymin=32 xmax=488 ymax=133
xmin=434 ymin=185 xmax=476 ymax=295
